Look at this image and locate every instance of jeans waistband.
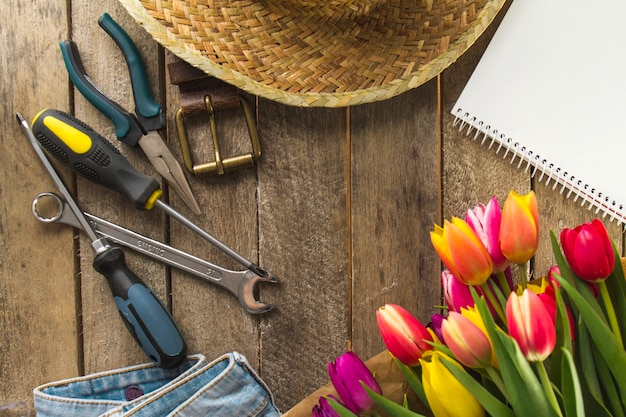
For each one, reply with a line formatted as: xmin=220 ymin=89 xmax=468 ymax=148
xmin=33 ymin=353 xmax=280 ymax=417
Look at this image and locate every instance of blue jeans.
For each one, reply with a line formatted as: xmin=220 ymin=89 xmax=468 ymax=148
xmin=33 ymin=353 xmax=280 ymax=416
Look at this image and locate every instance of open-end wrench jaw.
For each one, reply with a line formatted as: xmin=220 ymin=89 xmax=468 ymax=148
xmin=238 ymin=270 xmax=278 ymax=314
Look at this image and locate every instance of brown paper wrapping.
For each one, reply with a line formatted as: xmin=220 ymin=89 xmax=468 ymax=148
xmin=282 ymin=350 xmax=430 ymax=416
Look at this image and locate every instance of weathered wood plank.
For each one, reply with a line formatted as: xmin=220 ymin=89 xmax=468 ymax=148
xmin=165 ymin=53 xmax=262 ymax=365
xmin=350 ymin=81 xmax=442 ymax=360
xmin=257 ymin=102 xmax=349 ymax=410
xmin=441 ymin=1 xmax=521 ymax=221
xmin=70 ymin=1 xmax=169 ymax=372
xmin=0 ymin=0 xmax=77 ymax=410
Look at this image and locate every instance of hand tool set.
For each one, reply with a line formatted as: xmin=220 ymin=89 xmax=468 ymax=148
xmin=17 ymin=13 xmax=277 ymax=368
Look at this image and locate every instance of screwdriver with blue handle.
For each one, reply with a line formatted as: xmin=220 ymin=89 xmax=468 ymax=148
xmin=59 ymin=12 xmax=201 ymax=215
xmin=17 ymin=112 xmax=187 ymax=369
xmin=31 ymin=109 xmax=271 ymax=279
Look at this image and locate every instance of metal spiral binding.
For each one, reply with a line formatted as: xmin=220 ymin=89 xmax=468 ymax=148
xmin=452 ymin=108 xmax=626 ymax=225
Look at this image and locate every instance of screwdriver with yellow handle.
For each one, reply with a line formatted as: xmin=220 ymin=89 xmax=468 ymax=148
xmin=31 ymin=109 xmax=270 ymax=279
xmin=18 ymin=111 xmax=186 ymax=369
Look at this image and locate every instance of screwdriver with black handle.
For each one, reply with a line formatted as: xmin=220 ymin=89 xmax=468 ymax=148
xmin=30 ymin=109 xmax=269 ymax=278
xmin=18 ymin=111 xmax=186 ymax=369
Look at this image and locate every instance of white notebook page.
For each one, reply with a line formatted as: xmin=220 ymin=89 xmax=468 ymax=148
xmin=452 ymin=0 xmax=626 ymax=223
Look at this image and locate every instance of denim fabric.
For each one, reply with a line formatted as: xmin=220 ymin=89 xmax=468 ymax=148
xmin=33 ymin=353 xmax=280 ymax=417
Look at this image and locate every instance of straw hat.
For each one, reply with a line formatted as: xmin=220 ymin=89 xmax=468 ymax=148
xmin=118 ymin=0 xmax=505 ymax=107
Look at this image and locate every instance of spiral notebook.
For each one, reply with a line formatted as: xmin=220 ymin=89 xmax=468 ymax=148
xmin=452 ymin=0 xmax=626 ymax=224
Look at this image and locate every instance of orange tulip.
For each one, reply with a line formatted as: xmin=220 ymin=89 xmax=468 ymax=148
xmin=499 ymin=190 xmax=539 ymax=265
xmin=431 ymin=217 xmax=493 ymax=285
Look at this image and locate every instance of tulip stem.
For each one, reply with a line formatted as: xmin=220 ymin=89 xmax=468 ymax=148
xmin=518 ymin=263 xmax=528 ymax=290
xmin=598 ymin=280 xmax=624 ymax=348
xmin=496 ymin=271 xmax=512 ymax=294
xmin=485 ymin=366 xmax=508 ymax=402
xmin=535 ymin=360 xmax=563 ymax=417
xmin=479 ymin=283 xmax=506 ymax=323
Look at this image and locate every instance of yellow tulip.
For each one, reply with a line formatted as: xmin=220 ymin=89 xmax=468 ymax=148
xmin=421 ymin=351 xmax=486 ymax=417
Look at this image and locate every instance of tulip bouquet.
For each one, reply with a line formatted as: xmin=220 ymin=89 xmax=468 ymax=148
xmin=313 ymin=190 xmax=626 ymax=417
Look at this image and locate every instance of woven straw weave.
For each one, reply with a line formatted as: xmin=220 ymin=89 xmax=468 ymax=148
xmin=118 ymin=0 xmax=505 ymax=107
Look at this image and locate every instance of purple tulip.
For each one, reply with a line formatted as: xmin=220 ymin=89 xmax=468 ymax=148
xmin=466 ymin=197 xmax=511 ymax=273
xmin=328 ymin=351 xmax=382 ymax=415
xmin=312 ymin=396 xmax=341 ymax=417
xmin=428 ymin=313 xmax=445 ymax=342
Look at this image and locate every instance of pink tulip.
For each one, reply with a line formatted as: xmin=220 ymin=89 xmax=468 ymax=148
xmin=499 ymin=190 xmax=539 ymax=265
xmin=466 ymin=197 xmax=511 ymax=273
xmin=442 ymin=270 xmax=475 ymax=313
xmin=377 ymin=304 xmax=433 ymax=367
xmin=506 ymin=289 xmax=556 ymax=362
xmin=560 ymin=219 xmax=615 ymax=282
xmin=442 ymin=312 xmax=492 ymax=368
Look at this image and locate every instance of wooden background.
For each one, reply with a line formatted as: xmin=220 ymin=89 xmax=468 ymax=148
xmin=1 ymin=0 xmax=622 ymax=414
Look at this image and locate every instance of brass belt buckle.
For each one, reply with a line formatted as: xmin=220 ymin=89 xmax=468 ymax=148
xmin=175 ymin=95 xmax=261 ymax=177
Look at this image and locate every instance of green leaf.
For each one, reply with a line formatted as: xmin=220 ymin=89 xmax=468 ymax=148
xmin=577 ymin=322 xmax=611 ymax=416
xmin=471 ymin=287 xmax=559 ymax=417
xmin=439 ymin=356 xmax=516 ymax=417
xmin=556 ymin=276 xmax=626 ymax=398
xmin=550 ymin=280 xmax=574 ymax=385
xmin=326 ymin=397 xmax=359 ymax=417
xmin=393 ymin=357 xmax=429 ymax=411
xmin=496 ymin=330 xmax=559 ymax=417
xmin=560 ymin=348 xmax=585 ymax=417
xmin=595 ymin=349 xmax=625 ymax=417
xmin=605 ymin=242 xmax=626 ymax=343
xmin=363 ymin=384 xmax=428 ymax=417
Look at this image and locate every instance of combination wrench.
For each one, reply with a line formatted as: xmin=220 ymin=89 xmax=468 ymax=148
xmin=32 ymin=192 xmax=275 ymax=314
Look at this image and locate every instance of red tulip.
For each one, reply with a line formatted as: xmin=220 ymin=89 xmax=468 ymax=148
xmin=506 ymin=289 xmax=556 ymax=362
xmin=537 ymin=281 xmax=576 ymax=340
xmin=431 ymin=217 xmax=493 ymax=285
xmin=376 ymin=304 xmax=433 ymax=366
xmin=499 ymin=190 xmax=539 ymax=264
xmin=560 ymin=219 xmax=615 ymax=282
xmin=328 ymin=351 xmax=381 ymax=415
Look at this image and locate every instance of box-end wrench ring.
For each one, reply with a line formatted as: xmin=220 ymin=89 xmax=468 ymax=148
xmin=31 ymin=192 xmax=276 ymax=314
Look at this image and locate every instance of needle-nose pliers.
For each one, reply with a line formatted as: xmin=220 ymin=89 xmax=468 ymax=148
xmin=59 ymin=12 xmax=201 ymax=215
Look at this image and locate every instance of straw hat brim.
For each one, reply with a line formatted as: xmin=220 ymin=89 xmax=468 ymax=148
xmin=119 ymin=0 xmax=506 ymax=107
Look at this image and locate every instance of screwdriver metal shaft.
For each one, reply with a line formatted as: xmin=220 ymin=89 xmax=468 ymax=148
xmin=153 ymin=199 xmax=266 ymax=277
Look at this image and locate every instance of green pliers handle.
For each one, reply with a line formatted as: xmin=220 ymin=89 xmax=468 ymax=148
xmin=98 ymin=13 xmax=164 ymax=132
xmin=60 ymin=39 xmax=144 ymax=146
xmin=59 ymin=13 xmax=164 ymax=146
